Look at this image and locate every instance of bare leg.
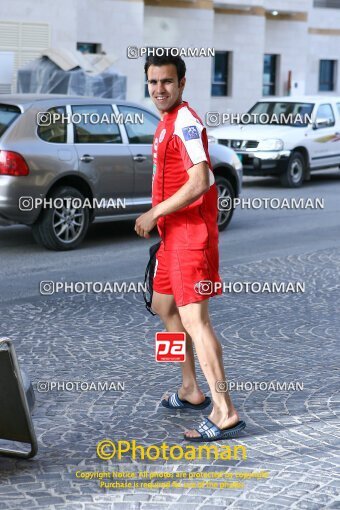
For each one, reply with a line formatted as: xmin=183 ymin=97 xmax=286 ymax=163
xmin=177 ymin=299 xmax=240 ymax=437
xmin=152 ymin=291 xmax=206 ymax=404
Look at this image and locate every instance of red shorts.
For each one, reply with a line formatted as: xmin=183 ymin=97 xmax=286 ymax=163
xmin=153 ymin=242 xmax=223 ymax=307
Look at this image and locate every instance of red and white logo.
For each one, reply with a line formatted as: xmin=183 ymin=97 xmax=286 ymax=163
xmin=155 ymin=332 xmax=186 ymax=362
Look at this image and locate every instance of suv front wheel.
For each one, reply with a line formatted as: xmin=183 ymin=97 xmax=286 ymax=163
xmin=280 ymin=151 xmax=306 ymax=188
xmin=32 ymin=186 xmax=90 ymax=250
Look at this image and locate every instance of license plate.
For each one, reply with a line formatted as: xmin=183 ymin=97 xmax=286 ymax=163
xmin=237 ymin=153 xmax=243 ymax=163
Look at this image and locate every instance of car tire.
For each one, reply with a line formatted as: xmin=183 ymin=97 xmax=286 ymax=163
xmin=32 ymin=186 xmax=90 ymax=250
xmin=215 ymin=175 xmax=235 ymax=232
xmin=280 ymin=151 xmax=305 ymax=188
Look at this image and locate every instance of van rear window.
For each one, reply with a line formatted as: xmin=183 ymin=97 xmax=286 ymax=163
xmin=0 ymin=104 xmax=21 ymax=137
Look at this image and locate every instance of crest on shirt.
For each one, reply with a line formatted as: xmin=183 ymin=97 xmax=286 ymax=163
xmin=159 ymin=128 xmax=166 ymax=143
xmin=182 ymin=125 xmax=200 ymax=141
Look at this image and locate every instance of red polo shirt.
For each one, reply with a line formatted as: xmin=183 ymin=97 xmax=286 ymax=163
xmin=152 ymin=101 xmax=219 ymax=250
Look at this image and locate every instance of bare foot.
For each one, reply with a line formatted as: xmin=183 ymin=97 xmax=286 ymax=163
xmin=184 ymin=406 xmax=240 ymax=438
xmin=163 ymin=386 xmax=206 ymax=406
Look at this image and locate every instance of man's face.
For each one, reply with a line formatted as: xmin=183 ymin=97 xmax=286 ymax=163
xmin=147 ymin=64 xmax=185 ymax=114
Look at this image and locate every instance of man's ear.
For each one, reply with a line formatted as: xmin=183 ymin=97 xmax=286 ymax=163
xmin=179 ymin=76 xmax=186 ymax=89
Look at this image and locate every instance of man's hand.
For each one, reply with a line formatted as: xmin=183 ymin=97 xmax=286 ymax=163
xmin=134 ymin=207 xmax=159 ymax=238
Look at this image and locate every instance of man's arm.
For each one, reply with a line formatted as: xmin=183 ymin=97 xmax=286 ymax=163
xmin=134 ymin=161 xmax=210 ymax=238
xmin=155 ymin=161 xmax=210 ymax=218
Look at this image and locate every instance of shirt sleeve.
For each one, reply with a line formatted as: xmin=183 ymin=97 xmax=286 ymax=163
xmin=173 ymin=118 xmax=208 ymax=171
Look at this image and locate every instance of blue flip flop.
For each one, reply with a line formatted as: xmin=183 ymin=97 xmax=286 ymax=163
xmin=184 ymin=417 xmax=246 ymax=442
xmin=161 ymin=392 xmax=211 ymax=410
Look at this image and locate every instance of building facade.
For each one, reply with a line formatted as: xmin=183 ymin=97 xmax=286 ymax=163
xmin=0 ymin=0 xmax=339 ymax=117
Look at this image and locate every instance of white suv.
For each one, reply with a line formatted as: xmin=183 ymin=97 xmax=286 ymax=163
xmin=208 ymin=96 xmax=340 ymax=187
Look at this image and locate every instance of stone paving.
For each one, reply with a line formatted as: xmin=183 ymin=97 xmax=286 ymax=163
xmin=0 ymin=247 xmax=339 ymax=510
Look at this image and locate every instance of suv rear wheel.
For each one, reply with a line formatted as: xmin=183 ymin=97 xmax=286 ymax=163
xmin=32 ymin=186 xmax=90 ymax=250
xmin=215 ymin=175 xmax=235 ymax=231
xmin=280 ymin=151 xmax=305 ymax=188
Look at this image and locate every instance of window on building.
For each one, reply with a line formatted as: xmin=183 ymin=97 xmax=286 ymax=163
xmin=211 ymin=52 xmax=229 ymax=96
xmin=319 ymin=60 xmax=336 ymax=92
xmin=77 ymin=42 xmax=101 ymax=54
xmin=263 ymin=54 xmax=277 ymax=96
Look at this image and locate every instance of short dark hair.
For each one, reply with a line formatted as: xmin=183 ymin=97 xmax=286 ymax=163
xmin=144 ymin=52 xmax=186 ymax=83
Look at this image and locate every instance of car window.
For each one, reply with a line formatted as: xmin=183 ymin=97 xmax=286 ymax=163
xmin=37 ymin=106 xmax=67 ymax=143
xmin=315 ymin=104 xmax=335 ymax=127
xmin=248 ymin=101 xmax=313 ymax=126
xmin=72 ymin=104 xmax=122 ymax=143
xmin=0 ymin=104 xmax=21 ymax=138
xmin=118 ymin=105 xmax=159 ymax=144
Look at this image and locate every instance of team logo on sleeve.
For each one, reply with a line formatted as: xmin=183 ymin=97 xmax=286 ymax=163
xmin=182 ymin=125 xmax=200 ymax=141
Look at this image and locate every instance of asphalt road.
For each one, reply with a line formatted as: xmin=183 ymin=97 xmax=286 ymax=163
xmin=1 ymin=169 xmax=340 ymax=304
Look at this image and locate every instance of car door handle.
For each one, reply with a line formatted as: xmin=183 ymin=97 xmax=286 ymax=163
xmin=133 ymin=154 xmax=147 ymax=162
xmin=80 ymin=154 xmax=94 ymax=162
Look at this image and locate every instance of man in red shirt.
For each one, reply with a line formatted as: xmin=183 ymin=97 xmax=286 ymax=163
xmin=135 ymin=53 xmax=245 ymax=442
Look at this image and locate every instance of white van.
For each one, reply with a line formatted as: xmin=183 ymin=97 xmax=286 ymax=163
xmin=208 ymin=96 xmax=340 ymax=187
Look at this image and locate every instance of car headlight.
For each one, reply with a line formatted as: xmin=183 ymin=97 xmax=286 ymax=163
xmin=207 ymin=135 xmax=217 ymax=144
xmin=230 ymin=150 xmax=242 ymax=170
xmin=257 ymin=139 xmax=283 ymax=151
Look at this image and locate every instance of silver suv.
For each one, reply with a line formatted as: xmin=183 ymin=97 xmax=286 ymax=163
xmin=0 ymin=95 xmax=242 ymax=250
